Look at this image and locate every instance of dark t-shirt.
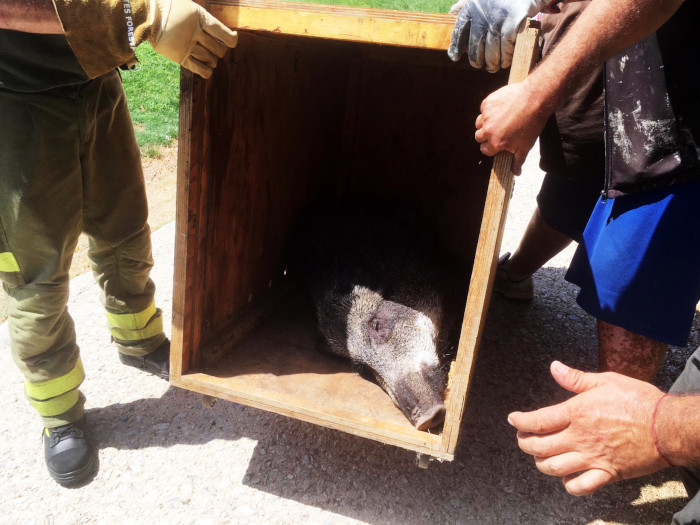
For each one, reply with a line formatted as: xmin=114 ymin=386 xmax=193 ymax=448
xmin=0 ymin=29 xmax=89 ymax=93
xmin=538 ymin=1 xmax=605 ymax=180
xmin=604 ymin=0 xmax=700 ymax=197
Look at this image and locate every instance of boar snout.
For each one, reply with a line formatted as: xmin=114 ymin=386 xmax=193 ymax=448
xmin=415 ymin=404 xmax=446 ymax=431
xmin=392 ymin=365 xmax=446 ymax=430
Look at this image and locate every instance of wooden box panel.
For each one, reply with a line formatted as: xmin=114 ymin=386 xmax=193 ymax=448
xmin=171 ymin=1 xmax=538 ymax=460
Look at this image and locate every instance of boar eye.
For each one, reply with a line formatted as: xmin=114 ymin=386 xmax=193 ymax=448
xmin=368 ymin=316 xmax=394 ymax=344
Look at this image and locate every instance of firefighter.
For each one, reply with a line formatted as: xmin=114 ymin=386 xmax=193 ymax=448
xmin=0 ymin=0 xmax=237 ymax=485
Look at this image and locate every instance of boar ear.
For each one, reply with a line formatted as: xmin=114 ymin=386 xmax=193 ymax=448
xmin=367 ymin=315 xmax=394 ymax=344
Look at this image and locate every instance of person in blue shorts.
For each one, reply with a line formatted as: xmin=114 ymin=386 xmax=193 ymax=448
xmin=449 ymin=0 xmax=700 ymax=521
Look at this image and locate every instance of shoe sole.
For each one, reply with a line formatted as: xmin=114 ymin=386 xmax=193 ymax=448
xmin=118 ymin=352 xmax=169 ymax=380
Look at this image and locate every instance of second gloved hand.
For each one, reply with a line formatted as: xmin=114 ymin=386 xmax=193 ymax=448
xmin=52 ymin=0 xmax=237 ymax=79
xmin=447 ymin=0 xmax=555 ymax=72
xmin=149 ymin=0 xmax=238 ymax=79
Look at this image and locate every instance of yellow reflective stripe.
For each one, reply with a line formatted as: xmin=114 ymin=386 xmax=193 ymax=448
xmin=28 ymin=389 xmax=80 ymax=417
xmin=0 ymin=252 xmax=20 ymax=272
xmin=105 ymin=301 xmax=157 ymax=331
xmin=24 ymin=358 xmax=85 ymax=400
xmin=109 ymin=312 xmax=163 ymax=342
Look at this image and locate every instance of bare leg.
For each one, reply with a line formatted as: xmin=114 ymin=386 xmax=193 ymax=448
xmin=597 ymin=320 xmax=668 ymax=381
xmin=505 ymin=207 xmax=573 ymax=280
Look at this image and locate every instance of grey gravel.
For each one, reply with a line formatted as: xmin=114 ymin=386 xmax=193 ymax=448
xmin=1 ymin=151 xmax=697 ymax=524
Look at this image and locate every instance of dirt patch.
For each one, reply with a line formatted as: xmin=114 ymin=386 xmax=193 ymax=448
xmin=0 ymin=144 xmax=178 ymax=323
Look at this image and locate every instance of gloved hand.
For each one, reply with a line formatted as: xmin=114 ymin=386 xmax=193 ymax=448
xmin=149 ymin=0 xmax=238 ymax=79
xmin=447 ymin=0 xmax=558 ymax=72
xmin=52 ymin=0 xmax=238 ymax=79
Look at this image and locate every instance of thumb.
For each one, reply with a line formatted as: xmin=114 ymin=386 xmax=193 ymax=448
xmin=511 ymin=150 xmax=528 ymax=175
xmin=550 ymin=361 xmax=605 ymax=394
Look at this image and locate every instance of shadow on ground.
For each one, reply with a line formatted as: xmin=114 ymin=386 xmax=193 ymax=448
xmin=86 ymin=266 xmax=698 ymax=524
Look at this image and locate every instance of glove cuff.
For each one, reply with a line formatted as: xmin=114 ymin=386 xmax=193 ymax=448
xmin=52 ymin=0 xmax=160 ymax=78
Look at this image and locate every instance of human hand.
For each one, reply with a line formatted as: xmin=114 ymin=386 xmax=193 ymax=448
xmin=150 ymin=0 xmax=238 ymax=78
xmin=447 ymin=0 xmax=551 ymax=71
xmin=474 ymin=80 xmax=546 ymax=174
xmin=508 ymin=361 xmax=669 ymax=496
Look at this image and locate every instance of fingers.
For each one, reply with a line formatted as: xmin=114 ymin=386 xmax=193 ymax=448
xmin=202 ymin=10 xmax=239 ymax=48
xmin=508 ymin=403 xmax=570 ymax=435
xmin=186 ymin=19 xmax=238 ymax=79
xmin=447 ymin=11 xmax=471 ymax=62
xmin=562 ymin=469 xmax=614 ymax=497
xmin=518 ymin=430 xmax=572 ymax=459
xmin=189 ymin=41 xmax=220 ymax=69
xmin=512 ymin=150 xmax=527 ymax=175
xmin=499 ymin=32 xmax=517 ymax=70
xmin=534 ymin=452 xmax=590 ymax=477
xmin=467 ymin=25 xmax=486 ymax=69
xmin=198 ymin=31 xmax=230 ymax=59
xmin=483 ymin=31 xmax=501 ymax=74
xmin=181 ymin=55 xmax=214 ymax=79
xmin=550 ymin=361 xmax=606 ymax=395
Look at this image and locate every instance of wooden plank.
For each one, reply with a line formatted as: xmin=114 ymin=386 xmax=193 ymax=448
xmin=440 ymin=21 xmax=540 ymax=454
xmin=171 ymin=69 xmax=194 ymax=381
xmin=170 ymin=291 xmax=449 ymax=458
xmin=208 ymin=0 xmax=457 ymax=50
xmin=178 ymin=374 xmax=451 ymax=458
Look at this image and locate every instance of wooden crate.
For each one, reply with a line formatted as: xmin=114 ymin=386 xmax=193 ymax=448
xmin=171 ymin=0 xmax=539 ymax=461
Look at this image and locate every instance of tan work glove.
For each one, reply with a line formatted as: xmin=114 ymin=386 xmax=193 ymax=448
xmin=52 ymin=0 xmax=238 ymax=79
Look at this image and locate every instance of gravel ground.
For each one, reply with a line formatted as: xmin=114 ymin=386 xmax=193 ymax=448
xmin=1 ymin=151 xmax=698 ymax=524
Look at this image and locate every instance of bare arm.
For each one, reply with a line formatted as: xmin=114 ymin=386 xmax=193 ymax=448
xmin=656 ymin=394 xmax=700 ymax=467
xmin=475 ymin=0 xmax=686 ymax=173
xmin=0 ymin=0 xmax=63 ymax=34
xmin=526 ymin=0 xmax=686 ymax=118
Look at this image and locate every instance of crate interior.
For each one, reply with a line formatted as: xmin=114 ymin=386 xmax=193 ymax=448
xmin=176 ymin=30 xmax=507 ymax=452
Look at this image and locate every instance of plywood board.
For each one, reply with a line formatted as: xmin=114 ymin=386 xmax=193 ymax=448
xmin=440 ymin=21 xmax=541 ymax=454
xmin=209 ymin=0 xmax=457 ymax=49
xmin=177 ymin=292 xmax=447 ymax=457
xmin=171 ymin=10 xmax=540 ymax=460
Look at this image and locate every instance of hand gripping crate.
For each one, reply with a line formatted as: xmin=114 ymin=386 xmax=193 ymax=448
xmin=170 ymin=0 xmax=539 ymax=462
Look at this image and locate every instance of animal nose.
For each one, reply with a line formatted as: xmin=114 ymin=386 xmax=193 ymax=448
xmin=415 ymin=404 xmax=446 ymax=431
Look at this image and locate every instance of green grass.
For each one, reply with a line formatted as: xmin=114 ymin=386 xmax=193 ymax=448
xmin=292 ymin=0 xmax=454 ymax=13
xmin=120 ymin=0 xmax=453 ymax=156
xmin=121 ymin=43 xmax=180 ymax=157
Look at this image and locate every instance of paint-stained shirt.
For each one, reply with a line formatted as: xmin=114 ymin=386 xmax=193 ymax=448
xmin=604 ymin=1 xmax=700 ymax=197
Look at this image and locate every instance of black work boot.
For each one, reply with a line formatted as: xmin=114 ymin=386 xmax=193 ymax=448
xmin=119 ymin=338 xmax=170 ymax=380
xmin=43 ymin=418 xmax=95 ymax=486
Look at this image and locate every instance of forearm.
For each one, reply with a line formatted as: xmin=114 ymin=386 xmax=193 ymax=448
xmin=656 ymin=394 xmax=700 ymax=467
xmin=0 ymin=0 xmax=63 ymax=33
xmin=524 ymin=0 xmax=686 ymax=117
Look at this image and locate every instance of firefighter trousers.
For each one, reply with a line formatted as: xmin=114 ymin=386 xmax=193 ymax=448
xmin=0 ymin=70 xmax=165 ymax=428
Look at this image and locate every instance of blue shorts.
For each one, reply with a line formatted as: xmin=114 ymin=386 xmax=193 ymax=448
xmin=537 ymin=172 xmax=604 ymax=242
xmin=565 ymin=180 xmax=700 ymax=346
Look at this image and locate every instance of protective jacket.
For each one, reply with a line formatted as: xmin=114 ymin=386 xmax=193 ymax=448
xmin=604 ymin=0 xmax=700 ymax=198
